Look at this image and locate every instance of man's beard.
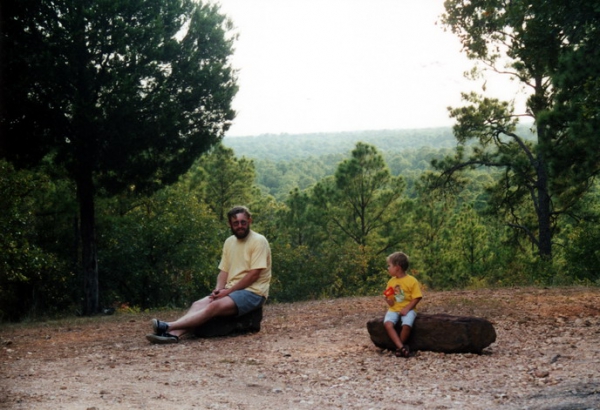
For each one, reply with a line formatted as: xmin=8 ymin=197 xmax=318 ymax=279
xmin=231 ymin=226 xmax=250 ymax=239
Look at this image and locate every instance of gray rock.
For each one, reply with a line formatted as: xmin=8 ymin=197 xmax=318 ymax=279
xmin=367 ymin=313 xmax=496 ymax=354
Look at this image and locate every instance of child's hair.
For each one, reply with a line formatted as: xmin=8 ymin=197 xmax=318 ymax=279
xmin=387 ymin=252 xmax=409 ymax=272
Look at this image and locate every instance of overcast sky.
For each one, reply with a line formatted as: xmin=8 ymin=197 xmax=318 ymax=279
xmin=215 ymin=0 xmax=524 ymax=137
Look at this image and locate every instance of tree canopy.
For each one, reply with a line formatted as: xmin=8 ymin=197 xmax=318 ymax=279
xmin=1 ymin=0 xmax=238 ymax=314
xmin=2 ymin=1 xmax=600 ymax=321
xmin=438 ymin=0 xmax=600 ymax=261
xmin=313 ymin=143 xmax=405 ymax=251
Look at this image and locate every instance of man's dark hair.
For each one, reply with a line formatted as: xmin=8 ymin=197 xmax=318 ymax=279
xmin=227 ymin=205 xmax=252 ymax=220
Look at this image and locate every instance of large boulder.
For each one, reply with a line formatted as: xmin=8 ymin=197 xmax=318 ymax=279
xmin=367 ymin=313 xmax=496 ymax=354
xmin=192 ymin=307 xmax=263 ymax=338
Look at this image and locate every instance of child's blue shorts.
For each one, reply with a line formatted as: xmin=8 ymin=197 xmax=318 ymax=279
xmin=384 ymin=309 xmax=417 ymax=327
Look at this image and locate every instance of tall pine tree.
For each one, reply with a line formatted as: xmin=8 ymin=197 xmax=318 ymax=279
xmin=437 ymin=0 xmax=600 ymax=263
xmin=0 ymin=0 xmax=238 ymax=314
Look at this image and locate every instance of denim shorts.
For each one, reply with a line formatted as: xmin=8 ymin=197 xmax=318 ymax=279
xmin=228 ymin=290 xmax=266 ymax=316
xmin=384 ymin=309 xmax=417 ymax=327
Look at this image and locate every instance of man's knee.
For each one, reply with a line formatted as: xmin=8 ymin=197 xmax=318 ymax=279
xmin=206 ymin=297 xmax=237 ymax=317
xmin=190 ymin=298 xmax=210 ymax=311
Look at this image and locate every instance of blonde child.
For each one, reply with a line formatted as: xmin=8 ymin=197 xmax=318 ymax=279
xmin=383 ymin=252 xmax=422 ymax=357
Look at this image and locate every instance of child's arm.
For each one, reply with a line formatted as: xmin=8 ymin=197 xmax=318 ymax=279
xmin=383 ymin=287 xmax=395 ymax=307
xmin=384 ymin=296 xmax=395 ymax=307
xmin=400 ymin=297 xmax=421 ymax=316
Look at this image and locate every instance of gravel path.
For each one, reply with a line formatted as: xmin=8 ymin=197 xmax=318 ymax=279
xmin=2 ymin=287 xmax=599 ymax=409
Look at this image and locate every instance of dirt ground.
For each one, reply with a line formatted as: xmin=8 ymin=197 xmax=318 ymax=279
xmin=2 ymin=287 xmax=600 ymax=410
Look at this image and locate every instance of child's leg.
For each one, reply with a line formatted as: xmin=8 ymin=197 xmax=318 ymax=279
xmin=400 ymin=310 xmax=417 ymax=343
xmin=384 ymin=320 xmax=404 ymax=350
xmin=400 ymin=324 xmax=412 ymax=344
xmin=395 ymin=310 xmax=417 ymax=357
xmin=383 ymin=311 xmax=404 ymax=350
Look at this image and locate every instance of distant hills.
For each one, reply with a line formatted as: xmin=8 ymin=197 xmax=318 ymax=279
xmin=224 ymin=123 xmax=537 ymax=162
xmin=223 ymin=127 xmax=458 ymax=161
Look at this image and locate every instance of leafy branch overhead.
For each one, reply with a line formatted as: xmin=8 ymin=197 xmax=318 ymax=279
xmin=437 ymin=0 xmax=600 ymax=260
xmin=1 ymin=0 xmax=238 ymax=314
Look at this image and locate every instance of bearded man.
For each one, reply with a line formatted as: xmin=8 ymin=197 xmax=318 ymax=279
xmin=146 ymin=206 xmax=271 ymax=344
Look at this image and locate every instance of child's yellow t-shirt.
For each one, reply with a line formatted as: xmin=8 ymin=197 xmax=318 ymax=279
xmin=386 ymin=275 xmax=422 ymax=312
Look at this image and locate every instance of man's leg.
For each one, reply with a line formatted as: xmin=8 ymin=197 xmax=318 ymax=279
xmin=166 ymin=296 xmax=238 ymax=338
xmin=174 ymin=296 xmax=213 ymax=323
xmin=151 ymin=296 xmax=212 ymax=336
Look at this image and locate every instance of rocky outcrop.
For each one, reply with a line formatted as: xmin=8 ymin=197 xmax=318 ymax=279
xmin=367 ymin=313 xmax=496 ymax=354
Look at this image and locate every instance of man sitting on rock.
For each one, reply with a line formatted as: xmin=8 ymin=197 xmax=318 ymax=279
xmin=146 ymin=205 xmax=272 ymax=344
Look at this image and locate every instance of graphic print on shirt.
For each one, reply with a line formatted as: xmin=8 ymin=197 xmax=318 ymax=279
xmin=394 ymin=285 xmax=405 ymax=303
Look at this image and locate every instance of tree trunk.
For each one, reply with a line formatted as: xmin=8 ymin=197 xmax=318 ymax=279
xmin=77 ymin=169 xmax=99 ymax=316
xmin=535 ymin=100 xmax=553 ymax=260
xmin=537 ymin=164 xmax=552 ymax=260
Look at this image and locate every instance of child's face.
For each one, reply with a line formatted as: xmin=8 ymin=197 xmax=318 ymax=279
xmin=387 ymin=261 xmax=401 ymax=277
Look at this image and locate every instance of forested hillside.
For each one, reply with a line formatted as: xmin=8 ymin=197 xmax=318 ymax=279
xmin=222 ymin=128 xmax=456 ymax=200
xmin=223 ymin=127 xmax=457 ymax=161
xmin=223 ymin=125 xmax=534 ymax=200
xmin=2 ymin=0 xmax=598 ymax=322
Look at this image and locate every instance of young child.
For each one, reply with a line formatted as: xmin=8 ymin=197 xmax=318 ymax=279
xmin=383 ymin=251 xmax=422 ymax=358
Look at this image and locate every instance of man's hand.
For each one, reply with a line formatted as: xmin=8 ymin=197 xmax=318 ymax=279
xmin=210 ymin=288 xmax=231 ymax=301
xmin=210 ymin=289 xmax=222 ymax=300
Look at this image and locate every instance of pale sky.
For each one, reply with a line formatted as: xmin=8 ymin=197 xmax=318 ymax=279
xmin=215 ymin=0 xmax=524 ymax=137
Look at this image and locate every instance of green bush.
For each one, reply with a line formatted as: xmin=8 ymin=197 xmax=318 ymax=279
xmin=0 ymin=161 xmax=74 ymax=320
xmin=97 ymin=186 xmax=223 ymax=310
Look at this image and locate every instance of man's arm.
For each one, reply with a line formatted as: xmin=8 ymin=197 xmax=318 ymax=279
xmin=213 ymin=269 xmax=262 ymax=299
xmin=211 ymin=270 xmax=227 ymax=292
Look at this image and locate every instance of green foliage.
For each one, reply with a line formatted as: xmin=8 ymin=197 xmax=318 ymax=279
xmin=268 ymin=244 xmax=326 ymax=302
xmin=3 ymin=122 xmax=600 ymax=322
xmin=439 ymin=0 xmax=600 ymax=265
xmin=563 ymin=212 xmax=600 ymax=284
xmin=269 ymin=242 xmax=384 ymax=303
xmin=1 ymin=0 xmax=238 ymax=314
xmin=184 ymin=143 xmax=257 ymax=221
xmin=2 ymin=0 xmax=237 ymax=189
xmin=276 ymin=188 xmax=328 ymax=248
xmin=0 ymin=161 xmax=74 ymax=321
xmin=224 ymin=128 xmax=457 ymax=161
xmin=253 ymin=155 xmax=342 ymax=200
xmin=541 ymin=1 xmax=600 ymax=206
xmin=312 ymin=143 xmax=405 ymax=251
xmin=403 ymin=183 xmax=457 ymax=289
xmin=97 ymin=185 xmax=223 ymax=310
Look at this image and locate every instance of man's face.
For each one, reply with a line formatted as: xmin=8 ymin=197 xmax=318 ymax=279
xmin=229 ymin=213 xmax=251 ymax=239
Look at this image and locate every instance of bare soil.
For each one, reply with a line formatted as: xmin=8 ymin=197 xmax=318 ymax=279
xmin=2 ymin=287 xmax=600 ymax=410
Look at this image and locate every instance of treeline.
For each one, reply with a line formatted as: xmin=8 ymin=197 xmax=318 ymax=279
xmin=225 ymin=127 xmax=457 ymax=199
xmin=2 ymin=130 xmax=598 ymax=321
xmin=224 ymin=125 xmax=534 ymax=200
xmin=224 ymin=127 xmax=460 ymax=161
